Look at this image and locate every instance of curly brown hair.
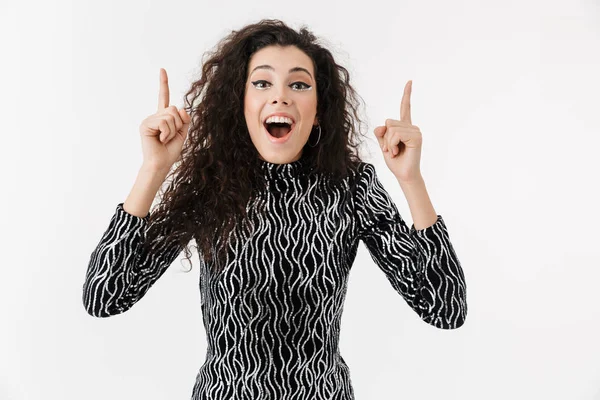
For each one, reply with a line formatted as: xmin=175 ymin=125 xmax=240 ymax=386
xmin=140 ymin=19 xmax=370 ymax=274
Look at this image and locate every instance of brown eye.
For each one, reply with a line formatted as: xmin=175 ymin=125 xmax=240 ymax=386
xmin=251 ymin=80 xmax=270 ymax=89
xmin=291 ymin=82 xmax=311 ymax=91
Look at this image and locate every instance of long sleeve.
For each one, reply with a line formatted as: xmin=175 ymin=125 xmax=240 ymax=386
xmin=354 ymin=163 xmax=467 ymax=329
xmin=82 ymin=203 xmax=185 ymax=317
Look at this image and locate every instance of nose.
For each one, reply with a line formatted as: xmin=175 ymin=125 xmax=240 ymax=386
xmin=270 ymin=86 xmax=290 ymax=105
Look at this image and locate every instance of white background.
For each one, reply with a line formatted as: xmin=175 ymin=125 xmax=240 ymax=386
xmin=1 ymin=0 xmax=599 ymax=399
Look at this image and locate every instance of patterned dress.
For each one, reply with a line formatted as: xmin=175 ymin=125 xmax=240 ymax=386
xmin=82 ymin=156 xmax=468 ymax=400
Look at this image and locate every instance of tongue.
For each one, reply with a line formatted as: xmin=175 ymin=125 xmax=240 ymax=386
xmin=271 ymin=126 xmax=291 ymax=138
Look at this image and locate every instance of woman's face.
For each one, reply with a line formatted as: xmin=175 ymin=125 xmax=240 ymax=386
xmin=244 ymin=45 xmax=318 ymax=164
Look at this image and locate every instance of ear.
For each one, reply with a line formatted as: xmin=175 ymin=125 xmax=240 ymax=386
xmin=314 ymin=116 xmax=319 ymax=126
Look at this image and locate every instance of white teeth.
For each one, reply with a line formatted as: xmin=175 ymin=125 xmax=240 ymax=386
xmin=265 ymin=116 xmax=294 ymax=125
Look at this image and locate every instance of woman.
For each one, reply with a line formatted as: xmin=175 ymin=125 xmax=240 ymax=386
xmin=82 ymin=18 xmax=467 ymax=400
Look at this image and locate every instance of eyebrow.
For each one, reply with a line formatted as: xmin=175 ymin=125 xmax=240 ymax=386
xmin=250 ymin=65 xmax=313 ymax=80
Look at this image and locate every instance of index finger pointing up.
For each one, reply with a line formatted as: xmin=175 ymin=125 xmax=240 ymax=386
xmin=158 ymin=68 xmax=170 ymax=111
xmin=400 ymin=80 xmax=412 ymax=124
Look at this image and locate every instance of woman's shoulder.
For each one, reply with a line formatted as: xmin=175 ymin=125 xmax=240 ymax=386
xmin=349 ymin=161 xmax=376 ymax=181
xmin=340 ymin=160 xmax=376 ymax=194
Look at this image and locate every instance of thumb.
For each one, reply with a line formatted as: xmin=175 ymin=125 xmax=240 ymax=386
xmin=179 ymin=108 xmax=191 ymax=138
xmin=179 ymin=108 xmax=191 ymax=124
xmin=374 ymin=125 xmax=387 ymax=146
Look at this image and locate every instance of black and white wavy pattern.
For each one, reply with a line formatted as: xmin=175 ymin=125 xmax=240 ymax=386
xmin=82 ymin=160 xmax=467 ymax=400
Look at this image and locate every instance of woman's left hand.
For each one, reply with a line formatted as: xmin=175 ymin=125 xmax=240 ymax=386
xmin=373 ymin=80 xmax=423 ymax=183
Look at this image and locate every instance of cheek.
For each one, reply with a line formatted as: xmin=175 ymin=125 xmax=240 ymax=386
xmin=243 ymin=99 xmax=262 ymax=124
xmin=298 ymin=97 xmax=318 ymax=127
xmin=299 ymin=93 xmax=317 ymax=113
xmin=244 ymin=88 xmax=259 ymax=109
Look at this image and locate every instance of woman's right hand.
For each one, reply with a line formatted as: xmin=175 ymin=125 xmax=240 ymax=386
xmin=139 ymin=68 xmax=191 ymax=172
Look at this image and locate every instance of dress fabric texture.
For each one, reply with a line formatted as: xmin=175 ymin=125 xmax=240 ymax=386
xmin=82 ymin=156 xmax=468 ymax=400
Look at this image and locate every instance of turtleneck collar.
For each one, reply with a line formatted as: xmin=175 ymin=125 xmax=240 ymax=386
xmin=259 ymin=154 xmax=312 ymax=180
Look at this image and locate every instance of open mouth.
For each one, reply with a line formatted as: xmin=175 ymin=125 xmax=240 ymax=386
xmin=263 ymin=121 xmax=296 ymax=143
xmin=264 ymin=121 xmax=294 ymax=138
